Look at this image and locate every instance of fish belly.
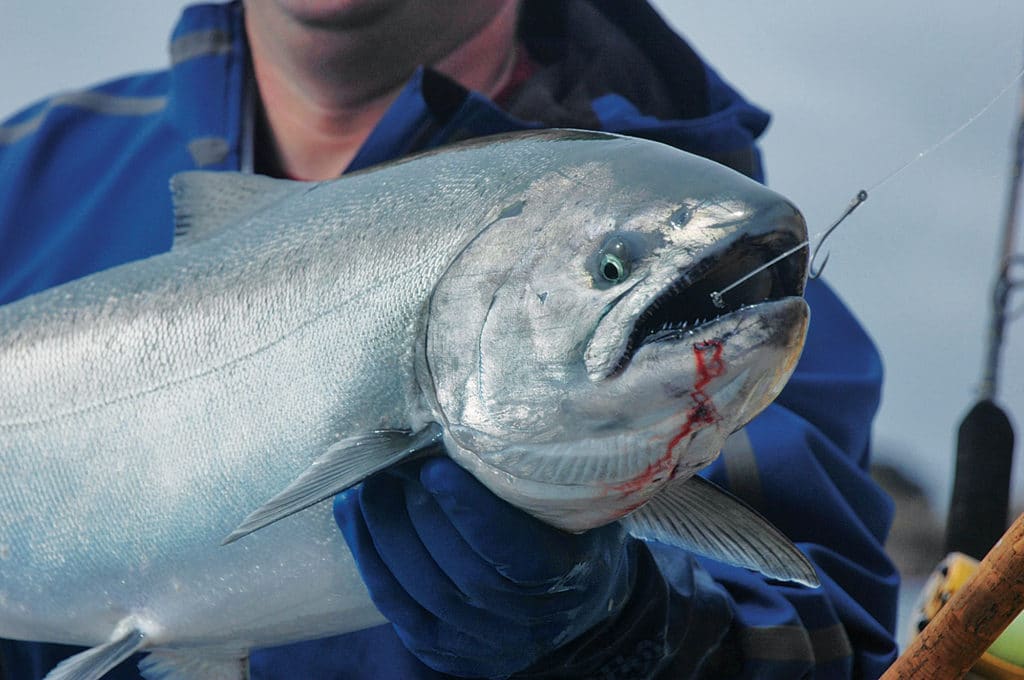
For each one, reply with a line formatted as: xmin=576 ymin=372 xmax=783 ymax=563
xmin=0 ymin=308 xmax=396 ymax=649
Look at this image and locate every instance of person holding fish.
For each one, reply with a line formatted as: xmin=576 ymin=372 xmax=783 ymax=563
xmin=0 ymin=1 xmax=899 ymax=678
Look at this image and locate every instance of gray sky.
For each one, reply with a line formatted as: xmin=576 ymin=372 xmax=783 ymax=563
xmin=3 ymin=2 xmax=1024 ymax=517
xmin=656 ymin=1 xmax=1024 ymax=517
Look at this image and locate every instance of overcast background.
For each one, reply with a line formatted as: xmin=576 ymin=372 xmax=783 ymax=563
xmin=3 ymin=3 xmax=1024 ymax=536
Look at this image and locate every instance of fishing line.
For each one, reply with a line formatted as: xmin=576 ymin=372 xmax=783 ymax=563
xmin=709 ymin=64 xmax=1024 ymax=309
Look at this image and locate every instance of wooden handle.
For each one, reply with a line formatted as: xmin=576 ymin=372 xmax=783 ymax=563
xmin=882 ymin=513 xmax=1024 ymax=679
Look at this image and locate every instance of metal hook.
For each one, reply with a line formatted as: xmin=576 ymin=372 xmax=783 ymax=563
xmin=808 ymin=249 xmax=831 ymax=280
xmin=809 ymin=190 xmax=868 ymax=279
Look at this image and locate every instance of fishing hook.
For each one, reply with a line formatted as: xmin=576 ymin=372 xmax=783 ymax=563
xmin=710 ymin=188 xmax=869 ymax=308
xmin=809 ymin=189 xmax=869 ymax=279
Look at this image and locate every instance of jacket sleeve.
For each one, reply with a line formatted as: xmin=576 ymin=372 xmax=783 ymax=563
xmin=666 ymin=277 xmax=900 ymax=678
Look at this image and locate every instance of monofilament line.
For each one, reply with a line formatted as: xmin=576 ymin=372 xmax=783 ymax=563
xmin=709 ymin=64 xmax=1024 ymax=309
xmin=709 ymin=242 xmax=805 ymax=309
xmin=868 ymin=65 xmax=1024 ymax=194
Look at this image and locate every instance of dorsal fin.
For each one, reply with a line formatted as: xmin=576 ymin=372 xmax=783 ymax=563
xmin=170 ymin=171 xmax=310 ymax=248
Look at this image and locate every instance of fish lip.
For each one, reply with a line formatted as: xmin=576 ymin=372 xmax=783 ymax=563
xmin=588 ymin=229 xmax=808 ymax=381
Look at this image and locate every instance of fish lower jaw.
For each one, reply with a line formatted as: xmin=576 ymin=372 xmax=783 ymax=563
xmin=587 ymin=296 xmax=808 ymax=382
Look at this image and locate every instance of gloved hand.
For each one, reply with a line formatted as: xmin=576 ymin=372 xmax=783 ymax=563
xmin=333 ymin=456 xmax=636 ymax=678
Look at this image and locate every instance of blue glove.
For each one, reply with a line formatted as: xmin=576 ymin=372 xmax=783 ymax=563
xmin=333 ymin=457 xmax=635 ymax=678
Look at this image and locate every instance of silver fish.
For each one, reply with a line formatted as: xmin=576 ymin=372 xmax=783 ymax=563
xmin=0 ymin=130 xmax=813 ymax=680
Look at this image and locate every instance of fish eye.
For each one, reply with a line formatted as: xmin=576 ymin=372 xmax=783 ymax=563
xmin=597 ymin=236 xmax=632 ymax=284
xmin=600 ymin=253 xmax=628 ymax=283
xmin=669 ymin=205 xmax=692 ymax=229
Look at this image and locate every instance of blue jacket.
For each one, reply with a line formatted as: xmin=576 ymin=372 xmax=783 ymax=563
xmin=0 ymin=2 xmax=899 ymax=678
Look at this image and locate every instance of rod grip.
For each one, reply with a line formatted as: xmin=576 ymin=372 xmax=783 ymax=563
xmin=883 ymin=513 xmax=1024 ymax=679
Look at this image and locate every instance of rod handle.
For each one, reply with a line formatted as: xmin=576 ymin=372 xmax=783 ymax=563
xmin=883 ymin=513 xmax=1024 ymax=679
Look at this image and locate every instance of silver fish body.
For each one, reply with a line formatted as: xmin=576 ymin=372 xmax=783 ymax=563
xmin=0 ymin=130 xmax=810 ymax=675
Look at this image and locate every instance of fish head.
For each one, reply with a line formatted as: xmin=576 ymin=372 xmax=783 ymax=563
xmin=422 ymin=131 xmax=809 ymax=531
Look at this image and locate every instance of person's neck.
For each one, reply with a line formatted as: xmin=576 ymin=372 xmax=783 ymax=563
xmin=245 ymin=2 xmax=519 ymax=180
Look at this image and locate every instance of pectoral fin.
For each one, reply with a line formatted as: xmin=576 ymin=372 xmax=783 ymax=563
xmin=620 ymin=475 xmax=820 ymax=588
xmin=222 ymin=423 xmax=445 ymax=544
xmin=43 ymin=628 xmax=146 ymax=680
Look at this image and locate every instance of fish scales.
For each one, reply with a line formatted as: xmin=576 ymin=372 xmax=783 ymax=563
xmin=0 ymin=130 xmax=814 ymax=677
xmin=0 ymin=138 xmax=539 ymax=648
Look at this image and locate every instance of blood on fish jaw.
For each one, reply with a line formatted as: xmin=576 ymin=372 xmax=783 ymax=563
xmin=668 ymin=340 xmax=726 ymax=445
xmin=605 ymin=339 xmax=727 ymax=499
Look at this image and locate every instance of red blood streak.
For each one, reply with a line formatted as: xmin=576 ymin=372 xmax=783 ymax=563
xmin=609 ymin=340 xmax=726 ymax=496
xmin=667 ymin=340 xmax=725 ymax=448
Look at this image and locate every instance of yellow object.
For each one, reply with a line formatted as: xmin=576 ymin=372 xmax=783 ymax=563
xmin=910 ymin=553 xmax=1024 ymax=680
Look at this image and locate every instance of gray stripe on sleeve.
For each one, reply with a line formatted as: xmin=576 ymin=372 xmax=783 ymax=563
xmin=739 ymin=624 xmax=852 ymax=664
xmin=52 ymin=91 xmax=167 ymax=116
xmin=0 ymin=118 xmax=39 ymax=146
xmin=810 ymin=624 xmax=854 ymax=663
xmin=0 ymin=92 xmax=167 ymax=146
xmin=720 ymin=427 xmax=763 ymax=508
xmin=170 ymin=29 xmax=233 ymax=65
xmin=740 ymin=625 xmax=813 ymax=663
xmin=188 ymin=137 xmax=231 ymax=167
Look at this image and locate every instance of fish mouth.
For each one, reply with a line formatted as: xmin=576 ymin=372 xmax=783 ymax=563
xmin=609 ymin=234 xmax=807 ymax=377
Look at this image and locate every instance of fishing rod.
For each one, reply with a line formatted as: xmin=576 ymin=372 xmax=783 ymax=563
xmin=883 ymin=512 xmax=1024 ymax=679
xmin=878 ymin=45 xmax=1024 ymax=680
xmin=944 ymin=48 xmax=1024 ymax=559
